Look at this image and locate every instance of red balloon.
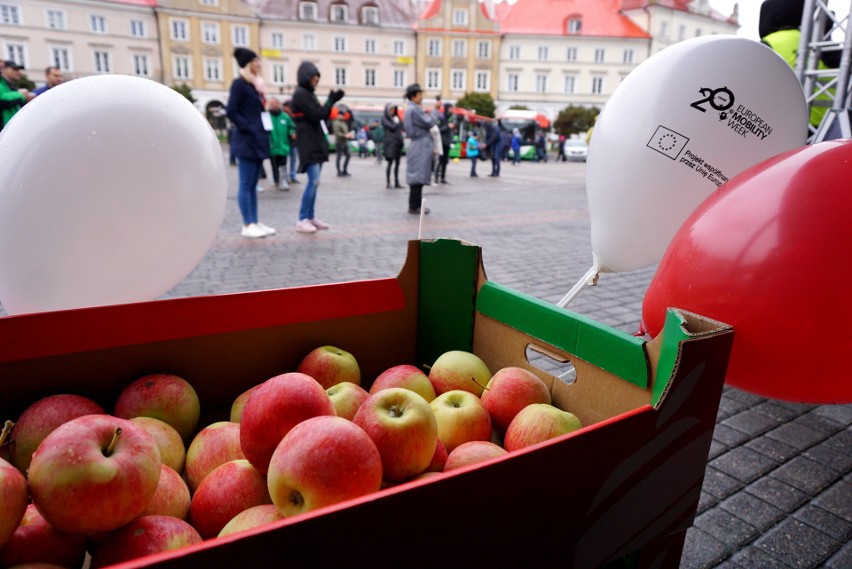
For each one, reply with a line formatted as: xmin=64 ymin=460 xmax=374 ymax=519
xmin=642 ymin=140 xmax=852 ymax=404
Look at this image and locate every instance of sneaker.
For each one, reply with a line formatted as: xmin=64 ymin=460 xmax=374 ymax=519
xmin=408 ymin=207 xmax=431 ymax=215
xmin=441 ymin=179 xmax=450 ymax=184
xmin=295 ymin=219 xmax=317 ymax=233
xmin=290 ymin=177 xmax=299 ymax=184
xmin=241 ymin=223 xmax=267 ymax=239
xmin=310 ymin=218 xmax=329 ymax=230
xmin=257 ymin=222 xmax=276 ymax=236
xmin=256 ymin=185 xmax=265 ymax=192
xmin=278 ymin=181 xmax=290 ymax=191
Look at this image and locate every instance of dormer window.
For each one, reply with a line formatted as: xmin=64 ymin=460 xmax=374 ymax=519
xmin=299 ymin=1 xmax=318 ymax=21
xmin=330 ymin=3 xmax=347 ymax=23
xmin=567 ymin=16 xmax=582 ymax=34
xmin=361 ymin=5 xmax=379 ymax=25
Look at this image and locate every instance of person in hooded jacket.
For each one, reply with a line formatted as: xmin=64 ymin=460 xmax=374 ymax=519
xmin=291 ymin=61 xmax=345 ymax=234
xmin=382 ymin=103 xmax=404 ymax=189
xmin=402 ymin=83 xmax=436 ymax=215
xmin=434 ymin=102 xmax=454 ymax=184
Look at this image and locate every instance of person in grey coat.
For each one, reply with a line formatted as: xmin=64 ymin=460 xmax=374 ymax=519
xmin=402 ymin=83 xmax=436 ymax=215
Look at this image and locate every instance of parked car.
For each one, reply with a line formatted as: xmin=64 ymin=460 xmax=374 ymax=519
xmin=563 ymin=139 xmax=589 ymax=162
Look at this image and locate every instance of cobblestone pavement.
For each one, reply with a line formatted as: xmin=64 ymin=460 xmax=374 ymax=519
xmin=9 ymin=148 xmax=852 ymax=567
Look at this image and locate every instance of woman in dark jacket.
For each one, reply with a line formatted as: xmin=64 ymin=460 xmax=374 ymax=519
xmin=290 ymin=61 xmax=344 ymax=233
xmin=226 ymin=47 xmax=274 ymax=239
xmin=381 ymin=103 xmax=404 ymax=189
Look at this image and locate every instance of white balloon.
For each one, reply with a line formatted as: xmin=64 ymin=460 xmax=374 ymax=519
xmin=587 ymin=36 xmax=807 ymax=273
xmin=0 ymin=75 xmax=227 ymax=314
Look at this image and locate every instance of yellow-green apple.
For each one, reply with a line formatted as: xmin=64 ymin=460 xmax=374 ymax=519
xmin=444 ymin=441 xmax=508 ymax=472
xmin=28 ymin=415 xmax=161 ymax=534
xmin=229 ymin=385 xmax=260 ymax=423
xmin=130 ymin=416 xmax=186 ymax=473
xmin=239 ymin=373 xmax=336 ymax=474
xmin=326 ymin=382 xmax=369 ymax=421
xmin=296 ymin=345 xmax=361 ymax=388
xmin=370 ymin=364 xmax=436 ymax=402
xmin=481 ymin=367 xmax=552 ymax=434
xmin=0 ymin=504 xmax=87 ymax=568
xmin=140 ymin=465 xmax=191 ymax=520
xmin=503 ymin=404 xmax=583 ymax=452
xmin=353 ymin=388 xmax=437 ymax=482
xmin=430 ymin=390 xmax=492 ymax=452
xmin=218 ymin=504 xmax=285 ymax=538
xmin=424 ymin=439 xmax=448 ymax=473
xmin=427 ymin=350 xmax=491 ymax=396
xmin=184 ymin=421 xmax=245 ymax=493
xmin=9 ymin=394 xmax=105 ymax=474
xmin=89 ymin=515 xmax=202 ymax=569
xmin=267 ymin=416 xmax=382 ymax=516
xmin=0 ymin=422 xmax=27 ymax=549
xmin=188 ymin=459 xmax=271 ymax=539
xmin=114 ymin=373 xmax=201 ymax=441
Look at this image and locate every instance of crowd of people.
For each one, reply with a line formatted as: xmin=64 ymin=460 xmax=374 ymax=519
xmin=0 ymin=61 xmax=63 ymax=132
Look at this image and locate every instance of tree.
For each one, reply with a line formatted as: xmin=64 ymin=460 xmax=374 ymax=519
xmin=508 ymin=104 xmax=530 ymax=111
xmin=17 ymin=73 xmax=35 ymax=91
xmin=454 ymin=92 xmax=495 ymax=118
xmin=553 ymin=105 xmax=599 ymax=137
xmin=172 ymin=83 xmax=197 ymax=105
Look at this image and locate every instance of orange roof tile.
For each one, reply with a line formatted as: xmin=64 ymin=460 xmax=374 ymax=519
xmin=498 ymin=0 xmax=649 ymax=38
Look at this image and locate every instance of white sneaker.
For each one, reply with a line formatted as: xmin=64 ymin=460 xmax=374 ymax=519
xmin=278 ymin=181 xmax=290 ymax=191
xmin=310 ymin=218 xmax=329 ymax=230
xmin=257 ymin=222 xmax=276 ymax=236
xmin=256 ymin=185 xmax=265 ymax=193
xmin=241 ymin=223 xmax=267 ymax=238
xmin=295 ymin=219 xmax=317 ymax=233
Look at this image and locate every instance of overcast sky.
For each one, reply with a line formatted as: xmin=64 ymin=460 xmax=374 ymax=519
xmin=709 ymin=0 xmax=850 ymax=40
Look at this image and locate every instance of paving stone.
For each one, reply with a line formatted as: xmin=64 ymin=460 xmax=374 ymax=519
xmin=708 ymin=439 xmax=728 ymax=460
xmin=729 ymin=545 xmax=794 ymax=569
xmin=766 ymin=421 xmax=827 ymax=451
xmin=754 ymin=518 xmax=842 ymax=568
xmin=825 ymin=539 xmax=852 ymax=569
xmin=770 ymin=455 xmax=843 ymax=495
xmin=709 ymin=447 xmax=780 ymax=484
xmin=744 ymin=435 xmax=800 ymax=463
xmin=681 ymin=527 xmax=732 ymax=569
xmin=803 ymin=438 xmax=852 ymax=473
xmin=722 ymin=410 xmax=782 ymax=437
xmin=712 ymin=423 xmax=752 ymax=448
xmin=693 ymin=508 xmax=759 ymax=548
xmin=814 ymin=478 xmax=852 ymax=522
xmin=724 ymin=388 xmax=767 ymax=408
xmin=746 ymin=477 xmax=810 ymax=512
xmin=793 ymin=503 xmax=852 ymax=542
xmin=752 ymin=401 xmax=808 ymax=423
xmin=702 ymin=466 xmax=745 ymax=500
xmin=823 ymin=428 xmax=852 ymax=455
xmin=795 ymin=412 xmax=846 ymax=436
xmin=719 ymin=490 xmax=786 ymax=531
xmin=698 ymin=490 xmax=719 ymax=515
xmin=811 ymin=404 xmax=852 ymax=425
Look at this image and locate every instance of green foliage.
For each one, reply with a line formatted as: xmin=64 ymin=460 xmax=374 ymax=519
xmin=508 ymin=104 xmax=530 ymax=111
xmin=17 ymin=73 xmax=35 ymax=91
xmin=454 ymin=92 xmax=495 ymax=118
xmin=172 ymin=83 xmax=197 ymax=104
xmin=553 ymin=105 xmax=600 ymax=137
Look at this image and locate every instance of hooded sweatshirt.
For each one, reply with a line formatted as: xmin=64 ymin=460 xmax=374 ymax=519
xmin=291 ymin=61 xmax=332 ymax=169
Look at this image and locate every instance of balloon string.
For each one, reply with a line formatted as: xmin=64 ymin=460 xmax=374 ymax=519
xmin=417 ymin=198 xmax=425 ymax=240
xmin=556 ymin=265 xmax=600 ymax=308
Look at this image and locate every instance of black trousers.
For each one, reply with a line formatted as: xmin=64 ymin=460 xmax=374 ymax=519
xmin=436 ymin=144 xmax=450 ymax=180
xmin=270 ymin=154 xmax=288 ymax=185
xmin=336 ymin=144 xmax=351 ymax=174
xmin=409 ymin=184 xmax=423 ymax=210
xmin=386 ymin=156 xmax=401 ymax=185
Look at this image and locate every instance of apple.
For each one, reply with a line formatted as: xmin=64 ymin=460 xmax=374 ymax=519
xmin=140 ymin=465 xmax=191 ymax=520
xmin=296 ymin=345 xmax=361 ymax=389
xmin=114 ymin=373 xmax=201 ymax=440
xmin=481 ymin=367 xmax=552 ymax=434
xmin=444 ymin=441 xmax=508 ymax=472
xmin=0 ymin=504 xmax=87 ymax=568
xmin=218 ymin=504 xmax=285 ymax=537
xmin=240 ymin=373 xmax=336 ymax=474
xmin=326 ymin=382 xmax=370 ymax=421
xmin=230 ymin=385 xmax=260 ymax=423
xmin=370 ymin=364 xmax=436 ymax=402
xmin=267 ymin=416 xmax=383 ymax=516
xmin=188 ymin=459 xmax=272 ymax=539
xmin=424 ymin=439 xmax=448 ymax=473
xmin=130 ymin=416 xmax=186 ymax=473
xmin=427 ymin=350 xmax=491 ymax=396
xmin=89 ymin=515 xmax=202 ymax=568
xmin=9 ymin=394 xmax=105 ymax=474
xmin=353 ymin=388 xmax=437 ymax=482
xmin=0 ymin=422 xmax=28 ymax=549
xmin=184 ymin=421 xmax=245 ymax=493
xmin=430 ymin=390 xmax=492 ymax=453
xmin=503 ymin=403 xmax=583 ymax=452
xmin=28 ymin=414 xmax=161 ymax=535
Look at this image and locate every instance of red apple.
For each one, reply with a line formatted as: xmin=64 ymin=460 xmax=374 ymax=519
xmin=296 ymin=345 xmax=361 ymax=388
xmin=370 ymin=364 xmax=437 ymax=402
xmin=130 ymin=416 xmax=186 ymax=473
xmin=424 ymin=439 xmax=448 ymax=473
xmin=89 ymin=515 xmax=202 ymax=568
xmin=184 ymin=421 xmax=245 ymax=493
xmin=0 ymin=422 xmax=30 ymax=549
xmin=239 ymin=373 xmax=336 ymax=474
xmin=427 ymin=350 xmax=491 ymax=396
xmin=326 ymin=382 xmax=370 ymax=421
xmin=28 ymin=415 xmax=161 ymax=534
xmin=267 ymin=416 xmax=382 ymax=516
xmin=114 ymin=373 xmax=201 ymax=440
xmin=430 ymin=390 xmax=492 ymax=452
xmin=0 ymin=504 xmax=87 ymax=568
xmin=9 ymin=394 xmax=105 ymax=474
xmin=218 ymin=504 xmax=285 ymax=537
xmin=188 ymin=459 xmax=271 ymax=539
xmin=481 ymin=367 xmax=552 ymax=434
xmin=229 ymin=385 xmax=260 ymax=423
xmin=444 ymin=441 xmax=508 ymax=471
xmin=503 ymin=403 xmax=583 ymax=452
xmin=140 ymin=465 xmax=191 ymax=520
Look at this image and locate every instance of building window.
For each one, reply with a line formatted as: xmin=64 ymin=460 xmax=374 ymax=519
xmin=333 ymin=36 xmax=346 ymax=52
xmin=300 ymin=2 xmax=318 ymax=21
xmin=50 ymin=46 xmax=71 ymax=71
xmin=427 ymin=39 xmax=441 ymax=57
xmin=170 ymin=18 xmax=189 ymax=41
xmin=90 ymin=14 xmax=107 ymax=33
xmin=537 ymin=46 xmax=548 ymax=61
xmin=1 ymin=4 xmax=21 ymax=25
xmin=567 ymin=17 xmax=582 ymax=34
xmin=302 ymin=34 xmax=316 ymax=50
xmin=173 ymin=55 xmax=191 ymax=80
xmin=93 ymin=50 xmax=111 ymax=73
xmin=232 ymin=25 xmax=248 ymax=47
xmin=365 ymin=68 xmax=376 ymax=87
xmin=426 ymin=68 xmax=440 ymax=90
xmin=566 ymin=46 xmax=577 ymax=61
xmin=452 ymin=40 xmax=466 ymax=58
xmin=659 ymin=21 xmax=668 ymax=37
xmin=564 ymin=75 xmax=576 ymax=93
xmin=535 ymin=74 xmax=547 ymax=93
xmin=507 ymin=73 xmax=518 ymax=92
xmin=453 ymin=8 xmax=468 ymax=26
xmin=365 ymin=38 xmax=376 ymax=53
xmin=695 ymin=27 xmax=703 ymax=37
xmin=592 ymin=75 xmax=604 ymax=94
xmin=623 ymin=48 xmax=634 ymax=64
xmin=475 ymin=70 xmax=489 ymax=92
xmin=393 ymin=69 xmax=405 ymax=88
xmin=509 ymin=45 xmax=520 ymax=60
xmin=678 ymin=24 xmax=686 ymax=40
xmin=393 ymin=40 xmax=405 ymax=55
xmin=362 ymin=6 xmax=379 ymax=25
xmin=334 ymin=67 xmax=347 ymax=86
xmin=5 ymin=43 xmax=24 ymax=67
xmin=203 ymin=57 xmax=222 ymax=81
xmin=202 ymin=22 xmax=220 ymax=44
xmin=477 ymin=41 xmax=490 ymax=59
xmin=272 ymin=63 xmax=286 ymax=84
xmin=130 ymin=19 xmax=146 ymax=38
xmin=199 ymin=0 xmax=217 ymax=5
xmin=133 ymin=53 xmax=149 ymax=76
xmin=594 ymin=48 xmax=605 ymax=63
xmin=46 ymin=9 xmax=66 ymax=30
xmin=271 ymin=32 xmax=284 ymax=49
xmin=451 ymin=69 xmax=465 ymax=91
xmin=330 ymin=4 xmax=347 ymax=23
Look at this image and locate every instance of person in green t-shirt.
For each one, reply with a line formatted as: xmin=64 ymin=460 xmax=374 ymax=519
xmin=267 ymin=97 xmax=296 ymax=190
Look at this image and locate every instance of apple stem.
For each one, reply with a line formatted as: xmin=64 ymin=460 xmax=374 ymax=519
xmin=470 ymin=375 xmax=489 ymax=391
xmin=0 ymin=420 xmax=13 ymax=447
xmin=422 ymin=364 xmax=432 ymax=371
xmin=105 ymin=427 xmax=122 ymax=456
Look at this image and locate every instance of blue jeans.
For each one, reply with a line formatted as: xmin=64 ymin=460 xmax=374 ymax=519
xmin=289 ymin=147 xmax=299 ymax=180
xmin=470 ymin=156 xmax=478 ymax=176
xmin=237 ymin=157 xmax=263 ymax=225
xmin=299 ymin=163 xmax=321 ymax=221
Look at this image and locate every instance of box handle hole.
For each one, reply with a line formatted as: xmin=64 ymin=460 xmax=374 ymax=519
xmin=525 ymin=344 xmax=577 ymax=385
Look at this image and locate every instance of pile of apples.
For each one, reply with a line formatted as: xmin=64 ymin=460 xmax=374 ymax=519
xmin=0 ymin=345 xmax=582 ymax=567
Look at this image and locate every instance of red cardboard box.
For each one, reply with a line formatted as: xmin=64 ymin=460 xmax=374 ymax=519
xmin=0 ymin=239 xmax=733 ymax=568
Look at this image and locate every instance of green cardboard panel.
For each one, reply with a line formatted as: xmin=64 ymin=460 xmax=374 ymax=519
xmin=652 ymin=309 xmax=693 ymax=408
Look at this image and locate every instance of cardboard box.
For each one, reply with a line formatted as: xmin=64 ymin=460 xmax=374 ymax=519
xmin=0 ymin=239 xmax=733 ymax=568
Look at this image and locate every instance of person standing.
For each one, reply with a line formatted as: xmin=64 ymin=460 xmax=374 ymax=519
xmin=382 ymin=103 xmax=404 ymax=189
xmin=32 ymin=66 xmax=63 ymax=96
xmin=356 ymin=126 xmax=369 ymax=158
xmin=267 ymin=97 xmax=295 ymax=191
xmin=402 ymin=83 xmax=436 ymax=215
xmin=486 ymin=120 xmax=505 ymax=177
xmin=333 ymin=107 xmax=353 ymax=177
xmin=434 ymin=103 xmax=454 ymax=184
xmin=282 ymin=99 xmax=300 ymax=183
xmin=556 ymin=134 xmax=567 ymax=162
xmin=226 ymin=48 xmax=275 ymax=238
xmin=0 ymin=61 xmax=33 ymax=132
xmin=370 ymin=120 xmax=384 ymax=164
xmin=466 ymin=131 xmax=480 ymax=177
xmin=511 ymin=128 xmax=522 ymax=165
xmin=291 ymin=61 xmax=344 ymax=233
